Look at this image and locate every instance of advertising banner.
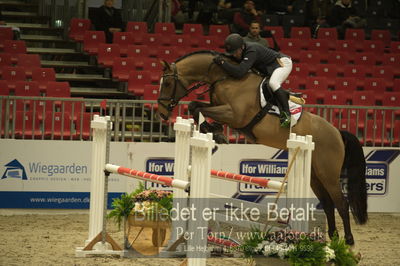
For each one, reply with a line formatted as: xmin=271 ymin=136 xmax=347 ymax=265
xmin=1 ymin=140 xmax=399 ymax=212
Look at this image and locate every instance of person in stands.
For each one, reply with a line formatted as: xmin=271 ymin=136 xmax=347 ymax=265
xmin=243 ymin=21 xmax=269 ymax=47
xmin=232 ymin=0 xmax=263 ymax=36
xmin=213 ymin=34 xmax=293 ymax=128
xmin=93 ymin=0 xmax=125 ymax=43
xmin=327 ymin=0 xmax=365 ymax=38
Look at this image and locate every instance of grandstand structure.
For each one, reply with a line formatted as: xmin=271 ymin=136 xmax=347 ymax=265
xmin=0 ymin=0 xmax=399 ymax=146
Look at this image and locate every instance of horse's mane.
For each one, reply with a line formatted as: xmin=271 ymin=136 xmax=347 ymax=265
xmin=175 ymin=50 xmax=221 ymax=63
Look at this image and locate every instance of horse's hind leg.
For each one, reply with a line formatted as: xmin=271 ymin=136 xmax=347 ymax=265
xmin=314 ymin=159 xmax=354 ymax=245
xmin=310 ymin=173 xmax=337 ymax=239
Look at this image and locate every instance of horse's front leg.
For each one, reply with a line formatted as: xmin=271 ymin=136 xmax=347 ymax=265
xmin=195 ymin=104 xmax=237 ymax=144
xmin=189 ymin=101 xmax=226 ymax=143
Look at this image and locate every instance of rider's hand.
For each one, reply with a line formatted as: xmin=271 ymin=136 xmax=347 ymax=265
xmin=213 ymin=55 xmax=224 ymax=65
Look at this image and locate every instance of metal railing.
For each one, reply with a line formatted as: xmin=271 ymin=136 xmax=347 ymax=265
xmin=1 ymin=96 xmax=399 ymax=147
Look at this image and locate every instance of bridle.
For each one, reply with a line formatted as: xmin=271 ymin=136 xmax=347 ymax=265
xmin=158 ymin=62 xmax=206 ymax=112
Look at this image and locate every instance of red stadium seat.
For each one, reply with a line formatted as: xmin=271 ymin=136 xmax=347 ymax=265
xmin=142 ymin=33 xmax=162 ymax=48
xmin=183 ymin=23 xmax=204 ymax=36
xmin=45 ymin=81 xmax=70 ymax=98
xmin=126 ymin=44 xmax=149 ymax=58
xmin=75 ymin=112 xmax=98 ymax=140
xmin=352 ymin=90 xmax=376 ymax=106
xmin=382 ymin=92 xmax=400 ymax=107
xmin=305 ymin=76 xmax=328 ymax=91
xmin=0 ymin=27 xmax=13 ymax=42
xmin=3 ymin=40 xmax=27 ymax=63
xmin=68 ymin=18 xmax=91 ymax=42
xmin=382 ymin=53 xmax=400 ymax=66
xmin=345 ymin=28 xmax=365 ymax=40
xmin=199 ymin=35 xmax=223 ymax=50
xmin=326 ymin=51 xmax=351 ymax=67
xmin=43 ymin=111 xmax=73 ymax=140
xmin=363 ymin=78 xmax=386 ymax=95
xmin=14 ymin=81 xmax=40 ymax=96
xmin=291 ymin=63 xmax=311 ymax=78
xmin=112 ymin=57 xmax=135 ymax=82
xmin=343 ymin=65 xmax=367 ymax=88
xmin=279 ymin=38 xmax=303 ymax=54
xmin=308 ymin=39 xmax=330 ymax=52
xmin=315 ymin=64 xmax=338 ymax=87
xmin=391 ymin=121 xmax=400 ymax=145
xmin=336 ymin=118 xmax=358 ymax=136
xmin=362 ymin=119 xmax=386 ymax=146
xmin=97 ymin=43 xmax=120 ymax=68
xmin=324 ymin=90 xmax=347 ymax=105
xmin=126 ymin=21 xmax=148 ymax=33
xmin=353 ymin=52 xmax=378 ymax=65
xmin=298 ymin=51 xmax=321 ymax=72
xmin=389 ymin=41 xmax=400 ymax=54
xmin=264 ymin=26 xmax=284 ymax=40
xmin=370 ymin=29 xmax=391 ymax=47
xmin=334 ymin=77 xmax=357 ymax=91
xmin=14 ymin=81 xmax=40 ymax=111
xmin=31 ymin=67 xmax=56 ymax=82
xmin=1 ymin=66 xmax=26 ymax=81
xmin=362 ymin=40 xmax=385 ymax=54
xmin=290 ymin=27 xmax=311 ymax=39
xmin=283 ymin=75 xmax=301 ymax=91
xmin=16 ymin=54 xmax=41 ymax=77
xmin=0 ymin=53 xmax=12 ymax=73
xmin=335 ymin=40 xmax=357 ymax=53
xmin=317 ymin=27 xmax=338 ymax=40
xmin=154 ymin=22 xmax=176 ymax=34
xmin=156 ymin=46 xmax=179 ymax=62
xmin=127 ymin=70 xmax=151 ymax=96
xmin=14 ymin=111 xmax=42 ymax=139
xmin=83 ymin=31 xmax=106 ymax=55
xmin=112 ymin=32 xmax=134 ymax=56
xmin=209 ymin=25 xmax=230 ymax=37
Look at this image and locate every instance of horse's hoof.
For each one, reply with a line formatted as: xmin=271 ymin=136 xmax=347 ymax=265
xmin=345 ymin=235 xmax=355 ymax=246
xmin=212 ymin=145 xmax=219 ymax=154
xmin=214 ymin=133 xmax=228 ymax=144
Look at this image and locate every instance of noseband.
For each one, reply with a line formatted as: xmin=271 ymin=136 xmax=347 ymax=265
xmin=158 ymin=63 xmax=206 ymax=112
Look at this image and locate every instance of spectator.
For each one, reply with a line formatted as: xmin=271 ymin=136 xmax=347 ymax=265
xmin=196 ymin=0 xmax=218 ymax=25
xmin=243 ymin=21 xmax=269 ymax=47
xmin=215 ymin=0 xmax=237 ymax=24
xmin=233 ymin=0 xmax=263 ymax=36
xmin=0 ymin=6 xmax=21 ymax=39
xmin=267 ymin=0 xmax=294 ymax=15
xmin=327 ymin=0 xmax=365 ymax=38
xmin=93 ymin=0 xmax=125 ymax=43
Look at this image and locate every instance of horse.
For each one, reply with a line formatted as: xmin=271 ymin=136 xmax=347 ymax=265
xmin=157 ymin=50 xmax=367 ymax=245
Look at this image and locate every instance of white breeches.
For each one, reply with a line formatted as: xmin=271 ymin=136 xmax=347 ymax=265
xmin=268 ymin=57 xmax=293 ymax=92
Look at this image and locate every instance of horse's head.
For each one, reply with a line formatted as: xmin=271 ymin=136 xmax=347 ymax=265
xmin=157 ymin=60 xmax=189 ymax=120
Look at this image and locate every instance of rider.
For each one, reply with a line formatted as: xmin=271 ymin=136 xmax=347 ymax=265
xmin=213 ymin=33 xmax=292 ymax=128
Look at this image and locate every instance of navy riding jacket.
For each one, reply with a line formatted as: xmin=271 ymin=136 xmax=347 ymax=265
xmin=219 ymin=42 xmax=285 ymax=79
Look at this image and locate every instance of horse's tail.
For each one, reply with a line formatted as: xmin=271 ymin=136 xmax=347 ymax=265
xmin=340 ymin=130 xmax=368 ymax=225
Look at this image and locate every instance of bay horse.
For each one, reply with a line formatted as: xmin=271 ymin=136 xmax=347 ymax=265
xmin=157 ymin=50 xmax=367 ymax=245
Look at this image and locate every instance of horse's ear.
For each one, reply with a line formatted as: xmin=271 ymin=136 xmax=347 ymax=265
xmin=160 ymin=60 xmax=171 ymax=71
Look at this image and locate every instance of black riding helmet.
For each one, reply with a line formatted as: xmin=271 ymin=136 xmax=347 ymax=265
xmin=224 ymin=33 xmax=244 ymax=54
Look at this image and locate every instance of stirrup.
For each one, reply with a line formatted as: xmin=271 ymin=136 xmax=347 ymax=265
xmin=279 ymin=112 xmax=291 ymax=128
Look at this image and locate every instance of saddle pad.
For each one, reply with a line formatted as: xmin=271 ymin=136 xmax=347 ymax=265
xmin=259 ymin=78 xmax=303 ymax=127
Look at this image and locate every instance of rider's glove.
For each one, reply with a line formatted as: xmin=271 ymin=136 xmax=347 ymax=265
xmin=213 ymin=55 xmax=224 ymax=65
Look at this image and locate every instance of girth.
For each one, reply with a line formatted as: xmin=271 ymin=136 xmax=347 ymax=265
xmin=235 ymin=102 xmax=273 ymax=143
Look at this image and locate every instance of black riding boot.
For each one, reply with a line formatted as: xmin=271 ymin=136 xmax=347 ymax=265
xmin=274 ymin=88 xmax=291 ymax=128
